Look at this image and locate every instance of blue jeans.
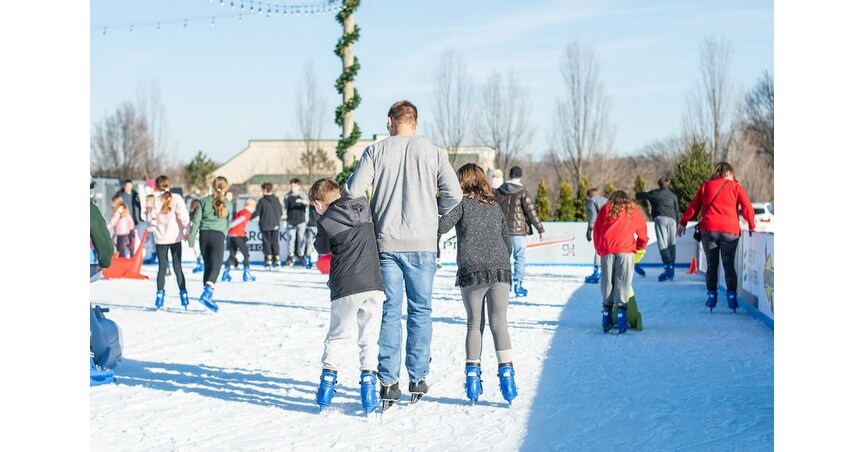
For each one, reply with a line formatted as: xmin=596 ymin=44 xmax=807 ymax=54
xmin=510 ymin=236 xmax=527 ymax=280
xmin=377 ymin=252 xmax=437 ymax=385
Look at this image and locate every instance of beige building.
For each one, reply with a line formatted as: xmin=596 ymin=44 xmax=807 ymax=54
xmin=212 ymin=136 xmax=497 ymax=195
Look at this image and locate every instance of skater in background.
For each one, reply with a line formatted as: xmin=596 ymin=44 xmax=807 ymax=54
xmin=309 ymin=178 xmax=385 ymax=414
xmin=108 ymin=195 xmax=137 ymax=258
xmin=189 ymin=176 xmax=234 ymax=313
xmin=636 ymin=177 xmax=680 ymax=281
xmin=592 ymin=191 xmax=648 ymax=334
xmin=251 ymin=182 xmax=282 ymax=271
xmin=113 ymin=179 xmax=143 ymax=226
xmin=221 ymin=197 xmax=256 ymax=283
xmin=283 ymin=178 xmax=309 ymax=267
xmin=142 ymin=194 xmax=158 ymax=264
xmin=677 ymin=162 xmax=755 ymax=313
xmin=344 ymin=100 xmax=462 ymax=408
xmin=438 ymin=163 xmax=518 ymax=405
xmin=584 ymin=187 xmax=608 ymax=283
xmin=189 ymin=198 xmax=204 ymax=274
xmin=303 ymin=199 xmax=320 ymax=269
xmin=149 ymin=175 xmax=191 ymax=310
xmin=495 ymin=165 xmax=545 ymax=298
xmin=490 ymin=168 xmax=504 ymax=189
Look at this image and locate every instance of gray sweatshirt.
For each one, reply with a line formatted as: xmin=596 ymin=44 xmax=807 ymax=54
xmin=345 ymin=135 xmax=463 ymax=252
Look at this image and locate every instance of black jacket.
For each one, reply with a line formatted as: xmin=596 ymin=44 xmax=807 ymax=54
xmin=635 ymin=188 xmax=680 ymax=221
xmin=308 ymin=204 xmax=320 ymax=226
xmin=114 ymin=189 xmax=142 ymax=225
xmin=284 ymin=192 xmax=309 ymax=226
xmin=495 ymin=182 xmax=544 ymax=236
xmin=315 ymin=196 xmax=384 ymax=300
xmin=251 ymin=194 xmax=283 ymax=231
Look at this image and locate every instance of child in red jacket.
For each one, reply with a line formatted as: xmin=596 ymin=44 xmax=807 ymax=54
xmin=221 ymin=198 xmax=257 ymax=283
xmin=592 ymin=191 xmax=648 ymax=334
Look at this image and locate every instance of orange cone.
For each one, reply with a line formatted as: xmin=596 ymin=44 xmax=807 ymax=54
xmin=102 ymin=230 xmax=149 ymax=280
xmin=687 ymin=257 xmax=698 ymax=274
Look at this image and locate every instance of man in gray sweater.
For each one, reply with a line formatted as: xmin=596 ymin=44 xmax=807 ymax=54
xmin=344 ymin=100 xmax=462 ymax=408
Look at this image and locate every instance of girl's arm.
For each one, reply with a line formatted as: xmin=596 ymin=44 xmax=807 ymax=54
xmin=437 ymin=199 xmax=463 ymax=234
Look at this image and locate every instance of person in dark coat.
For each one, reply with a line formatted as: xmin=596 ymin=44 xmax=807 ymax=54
xmin=636 ymin=177 xmax=681 ymax=281
xmin=495 ymin=166 xmax=545 ymax=298
xmin=114 ymin=179 xmax=143 ymax=226
xmin=251 ymin=182 xmax=283 ymax=270
xmin=309 ymin=178 xmax=385 ymax=414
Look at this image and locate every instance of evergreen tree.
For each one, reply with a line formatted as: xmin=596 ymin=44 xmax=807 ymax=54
xmin=634 ymin=173 xmax=649 ymax=216
xmin=535 ymin=179 xmax=552 ymax=222
xmin=672 ymin=140 xmax=714 ymax=214
xmin=574 ymin=175 xmax=589 ymax=221
xmin=184 ymin=150 xmax=218 ymax=196
xmin=604 ymin=182 xmax=616 ymax=196
xmin=554 ymin=180 xmax=576 ymax=221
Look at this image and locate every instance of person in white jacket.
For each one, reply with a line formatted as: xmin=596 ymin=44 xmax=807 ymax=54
xmin=149 ymin=175 xmax=191 ymax=310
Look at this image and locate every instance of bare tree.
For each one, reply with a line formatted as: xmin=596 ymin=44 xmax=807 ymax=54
xmin=430 ymin=49 xmax=474 ymax=164
xmin=91 ymin=101 xmax=152 ymax=178
xmin=743 ymin=71 xmax=774 ymax=166
xmin=554 ymin=40 xmax=614 ymax=186
xmin=91 ymin=83 xmax=176 ymax=180
xmin=294 ymin=62 xmax=334 ymax=183
xmin=684 ymin=35 xmax=734 ymax=162
xmin=478 ymin=71 xmax=534 ymax=171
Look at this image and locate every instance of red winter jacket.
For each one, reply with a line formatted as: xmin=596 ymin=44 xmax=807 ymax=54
xmin=680 ymin=177 xmax=755 ymax=235
xmin=592 ymin=203 xmax=648 ymax=256
xmin=228 ymin=209 xmax=253 ymax=238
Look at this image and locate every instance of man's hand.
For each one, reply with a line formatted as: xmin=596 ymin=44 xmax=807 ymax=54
xmin=586 ymin=228 xmax=593 ymax=242
xmin=676 ymin=224 xmax=686 ymax=237
xmin=539 ymin=232 xmax=545 ymax=241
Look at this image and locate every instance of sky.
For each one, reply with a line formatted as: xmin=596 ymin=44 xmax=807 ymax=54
xmin=89 ymin=0 xmax=774 ymax=165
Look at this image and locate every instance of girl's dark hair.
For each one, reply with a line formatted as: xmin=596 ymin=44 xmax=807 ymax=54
xmin=712 ymin=162 xmax=737 ymax=181
xmin=456 ymin=163 xmax=496 ymax=205
xmin=607 ymin=190 xmax=634 ymax=220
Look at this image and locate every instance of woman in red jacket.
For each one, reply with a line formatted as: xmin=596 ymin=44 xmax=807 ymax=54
xmin=592 ymin=191 xmax=648 ymax=334
xmin=677 ymin=162 xmax=756 ymax=313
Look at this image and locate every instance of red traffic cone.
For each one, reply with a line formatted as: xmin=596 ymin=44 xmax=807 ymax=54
xmin=687 ymin=257 xmax=698 ymax=274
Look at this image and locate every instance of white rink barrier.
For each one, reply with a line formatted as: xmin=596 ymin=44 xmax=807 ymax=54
xmin=698 ymin=231 xmax=774 ymax=326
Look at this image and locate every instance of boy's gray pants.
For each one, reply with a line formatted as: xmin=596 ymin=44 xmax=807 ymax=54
xmin=321 ymin=290 xmax=385 ymax=372
xmin=654 ymin=216 xmax=677 ymax=265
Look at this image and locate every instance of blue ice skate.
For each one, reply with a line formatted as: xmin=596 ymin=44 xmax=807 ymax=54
xmin=585 ymin=266 xmax=601 ymax=284
xmin=198 ymin=285 xmax=218 ymax=313
xmin=616 ymin=307 xmax=628 ymax=334
xmin=316 ymin=370 xmax=338 ymax=410
xmin=179 ymin=290 xmax=189 ymax=310
xmin=498 ymin=364 xmax=518 ymax=405
xmin=304 ymin=256 xmax=313 ymax=270
xmin=727 ymin=291 xmax=739 ymax=313
xmin=154 ymin=290 xmax=165 ymax=310
xmin=221 ymin=267 xmax=232 ymax=282
xmin=192 ymin=258 xmax=204 ymax=273
xmin=243 ymin=267 xmax=256 ymax=282
xmin=658 ymin=263 xmax=674 ymax=282
xmin=706 ymin=290 xmax=718 ymax=313
xmin=513 ymin=279 xmax=528 ymax=298
xmin=634 ymin=264 xmax=646 ymax=277
xmin=465 ymin=364 xmax=483 ymax=404
xmin=360 ymin=371 xmax=377 ymax=414
xmin=90 ymin=355 xmax=115 ymax=387
xmin=602 ymin=305 xmax=613 ymax=333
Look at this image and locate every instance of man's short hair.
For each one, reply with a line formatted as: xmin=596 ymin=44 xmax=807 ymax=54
xmin=388 ymin=100 xmax=418 ymax=125
xmin=587 ymin=188 xmax=599 ymax=197
xmin=261 ymin=182 xmax=273 ymax=192
xmin=658 ymin=177 xmax=671 ymax=189
xmin=309 ymin=178 xmax=341 ymax=203
xmin=289 ymin=178 xmax=302 ymax=185
xmin=123 ymin=179 xmax=133 ymax=185
xmin=508 ymin=166 xmax=522 ymax=179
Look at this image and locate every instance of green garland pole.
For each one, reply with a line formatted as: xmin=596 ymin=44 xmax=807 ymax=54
xmin=335 ymin=0 xmax=362 ymax=186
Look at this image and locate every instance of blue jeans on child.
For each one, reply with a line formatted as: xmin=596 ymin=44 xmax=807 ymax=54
xmin=376 ymin=252 xmax=437 ymax=386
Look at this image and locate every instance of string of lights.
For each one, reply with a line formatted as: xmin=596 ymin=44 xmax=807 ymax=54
xmin=91 ymin=0 xmax=344 ymax=34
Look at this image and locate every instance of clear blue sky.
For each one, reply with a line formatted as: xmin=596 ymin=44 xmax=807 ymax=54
xmin=90 ymin=0 xmax=774 ymax=165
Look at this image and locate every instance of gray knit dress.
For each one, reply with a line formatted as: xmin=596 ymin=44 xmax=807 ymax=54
xmin=438 ymin=196 xmax=513 ymax=287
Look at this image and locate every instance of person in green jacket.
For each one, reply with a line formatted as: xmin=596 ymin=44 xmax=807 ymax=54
xmin=91 ymin=182 xmax=114 ymax=277
xmin=188 ymin=176 xmax=234 ymax=312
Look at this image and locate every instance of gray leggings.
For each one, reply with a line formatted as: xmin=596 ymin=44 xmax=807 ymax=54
xmin=460 ymin=282 xmax=512 ymax=364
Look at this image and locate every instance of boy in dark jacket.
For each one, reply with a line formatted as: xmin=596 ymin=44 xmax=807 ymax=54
xmin=251 ymin=182 xmax=283 ymax=271
xmin=309 ymin=178 xmax=385 ymax=414
xmin=635 ymin=177 xmax=680 ymax=281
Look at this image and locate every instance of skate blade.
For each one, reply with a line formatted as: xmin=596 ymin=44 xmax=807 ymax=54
xmin=410 ymin=393 xmax=424 ymax=404
xmin=381 ymin=400 xmax=396 ymax=412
